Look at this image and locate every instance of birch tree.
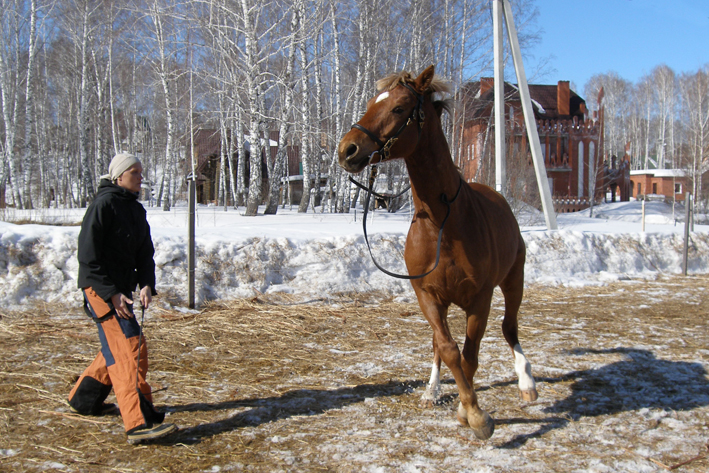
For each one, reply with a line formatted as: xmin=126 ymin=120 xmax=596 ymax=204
xmin=264 ymin=3 xmax=298 ymax=214
xmin=18 ymin=0 xmax=39 ymax=208
xmin=0 ymin=0 xmax=22 ymax=207
xmin=678 ymin=67 xmax=709 ymax=209
xmin=76 ymin=0 xmax=100 ymax=205
xmin=651 ymin=65 xmax=676 ymax=169
xmin=143 ymin=0 xmax=182 ymax=211
xmin=585 ymin=72 xmax=631 ymax=162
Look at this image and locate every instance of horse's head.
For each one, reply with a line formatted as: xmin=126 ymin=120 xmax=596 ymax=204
xmin=338 ymin=65 xmax=448 ymax=173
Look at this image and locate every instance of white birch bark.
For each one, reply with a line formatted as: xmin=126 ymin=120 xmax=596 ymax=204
xmin=265 ymin=4 xmax=298 ymax=215
xmin=236 ymin=107 xmax=247 ymax=207
xmin=294 ymin=0 xmax=312 ymax=213
xmin=652 ymin=65 xmax=675 ymax=169
xmin=0 ymin=0 xmax=21 ymax=206
xmin=239 ymin=0 xmax=264 ymax=216
xmin=147 ymin=1 xmax=175 ymax=211
xmin=19 ymin=0 xmax=39 ymax=209
xmin=77 ymin=1 xmax=95 ymax=205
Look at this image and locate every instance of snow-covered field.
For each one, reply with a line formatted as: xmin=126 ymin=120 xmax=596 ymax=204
xmin=0 ymin=199 xmax=707 ymax=310
xmin=1 ymin=199 xmax=709 ymax=472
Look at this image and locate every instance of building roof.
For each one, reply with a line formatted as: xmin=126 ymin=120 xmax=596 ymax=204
xmin=459 ymin=79 xmax=587 ymax=122
xmin=630 ymin=169 xmax=686 ymax=178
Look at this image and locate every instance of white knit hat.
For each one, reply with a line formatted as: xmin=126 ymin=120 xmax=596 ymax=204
xmin=101 ymin=153 xmax=141 ymax=181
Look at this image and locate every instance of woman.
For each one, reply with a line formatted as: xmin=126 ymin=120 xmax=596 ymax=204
xmin=68 ymin=153 xmax=177 ymax=444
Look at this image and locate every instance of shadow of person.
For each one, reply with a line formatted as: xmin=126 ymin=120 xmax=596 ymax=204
xmin=158 ymin=379 xmax=425 ymax=445
xmin=497 ymin=347 xmax=709 ymax=449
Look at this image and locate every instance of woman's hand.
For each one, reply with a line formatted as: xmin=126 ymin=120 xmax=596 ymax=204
xmin=110 ymin=293 xmax=134 ymax=319
xmin=139 ymin=286 xmax=153 ymax=310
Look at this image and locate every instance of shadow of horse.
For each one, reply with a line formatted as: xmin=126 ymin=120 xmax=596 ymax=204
xmin=160 ymin=380 xmax=425 ymax=445
xmin=497 ymin=347 xmax=709 ymax=449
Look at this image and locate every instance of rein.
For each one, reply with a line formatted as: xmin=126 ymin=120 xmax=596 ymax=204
xmin=353 ymin=173 xmax=463 ymax=280
xmin=351 ymin=82 xmax=425 ymax=165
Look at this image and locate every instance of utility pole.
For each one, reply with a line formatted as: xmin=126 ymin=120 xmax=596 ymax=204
xmin=494 ymin=0 xmax=557 ymax=230
xmin=188 ymin=35 xmax=196 ymax=309
xmin=493 ymin=0 xmax=506 ymax=196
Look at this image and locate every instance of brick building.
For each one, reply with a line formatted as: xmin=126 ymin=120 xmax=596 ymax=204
xmin=456 ymin=78 xmax=605 ymax=211
xmin=630 ymin=169 xmax=688 ymax=202
xmin=188 ymin=129 xmax=302 ymax=205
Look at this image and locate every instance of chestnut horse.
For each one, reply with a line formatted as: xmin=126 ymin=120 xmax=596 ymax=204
xmin=337 ymin=66 xmax=537 ymax=440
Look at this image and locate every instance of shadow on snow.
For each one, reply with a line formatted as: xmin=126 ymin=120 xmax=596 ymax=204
xmin=161 ymin=379 xmax=425 ymax=445
xmin=497 ymin=347 xmax=709 ymax=449
xmin=152 ymin=347 xmax=708 ymax=448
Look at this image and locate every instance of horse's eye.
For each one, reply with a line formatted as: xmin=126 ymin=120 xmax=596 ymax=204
xmin=392 ymin=107 xmax=404 ymax=115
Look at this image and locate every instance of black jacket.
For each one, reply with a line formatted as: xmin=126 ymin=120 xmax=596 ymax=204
xmin=77 ymin=179 xmax=157 ymax=301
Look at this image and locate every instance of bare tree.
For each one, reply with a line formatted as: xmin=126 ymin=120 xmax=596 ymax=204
xmin=678 ymin=67 xmax=709 ymax=210
xmin=652 ymin=65 xmax=676 ymax=169
xmin=264 ymin=3 xmax=298 ymax=214
xmin=0 ymin=0 xmax=22 ymax=207
xmin=142 ymin=0 xmax=185 ymax=211
xmin=585 ymin=72 xmax=631 ymax=163
xmin=0 ymin=0 xmax=559 ymax=213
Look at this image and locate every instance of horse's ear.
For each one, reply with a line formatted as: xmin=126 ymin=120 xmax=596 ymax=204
xmin=415 ymin=65 xmax=435 ymax=93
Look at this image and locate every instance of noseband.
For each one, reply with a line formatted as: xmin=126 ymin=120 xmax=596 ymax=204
xmin=351 ymin=82 xmax=425 ymax=164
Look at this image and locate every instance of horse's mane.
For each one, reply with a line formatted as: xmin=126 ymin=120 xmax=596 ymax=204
xmin=376 ymin=71 xmax=454 ymax=113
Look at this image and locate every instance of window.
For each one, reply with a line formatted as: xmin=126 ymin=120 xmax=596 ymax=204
xmin=637 ymin=183 xmax=642 ymax=195
xmin=675 ymin=183 xmax=682 ymax=194
xmin=652 ymin=183 xmax=657 ymax=194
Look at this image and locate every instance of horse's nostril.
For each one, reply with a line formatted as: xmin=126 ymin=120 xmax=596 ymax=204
xmin=346 ymin=144 xmax=358 ymax=158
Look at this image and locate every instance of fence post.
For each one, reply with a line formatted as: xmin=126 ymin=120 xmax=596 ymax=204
xmin=683 ymin=192 xmax=692 ymax=276
xmin=188 ymin=179 xmax=196 ymax=308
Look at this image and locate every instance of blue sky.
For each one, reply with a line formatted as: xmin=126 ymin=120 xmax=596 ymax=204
xmin=524 ymin=0 xmax=709 ymax=92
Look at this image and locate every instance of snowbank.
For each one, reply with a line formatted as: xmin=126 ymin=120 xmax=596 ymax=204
xmin=0 ymin=201 xmax=707 ymax=310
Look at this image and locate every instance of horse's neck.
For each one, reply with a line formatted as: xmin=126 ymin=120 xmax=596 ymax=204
xmin=405 ymin=130 xmax=460 ymax=212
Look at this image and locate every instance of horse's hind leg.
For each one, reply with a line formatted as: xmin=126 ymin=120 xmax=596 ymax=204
xmin=500 ymin=253 xmax=538 ymax=402
xmin=420 ymin=335 xmax=441 ymax=407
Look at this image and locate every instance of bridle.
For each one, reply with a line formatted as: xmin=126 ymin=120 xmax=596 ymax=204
xmin=348 ymin=79 xmax=462 ymax=280
xmin=350 ymin=81 xmax=426 ymax=165
xmin=354 ymin=174 xmax=463 ymax=280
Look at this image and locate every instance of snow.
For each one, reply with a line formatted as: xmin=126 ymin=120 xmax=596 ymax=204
xmin=0 ymin=199 xmax=707 ymax=310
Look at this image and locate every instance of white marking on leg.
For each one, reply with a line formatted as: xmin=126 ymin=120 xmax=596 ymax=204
xmin=375 ymin=91 xmax=390 ymax=104
xmin=421 ymin=361 xmax=440 ymax=403
xmin=514 ymin=344 xmax=536 ymax=392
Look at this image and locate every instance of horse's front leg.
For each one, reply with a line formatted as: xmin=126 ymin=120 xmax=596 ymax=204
xmin=417 ymin=293 xmax=494 ymax=440
xmin=420 ymin=336 xmax=441 ymax=407
xmin=457 ymin=288 xmax=495 ymax=440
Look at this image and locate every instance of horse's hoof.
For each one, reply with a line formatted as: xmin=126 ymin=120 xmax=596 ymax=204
xmin=420 ymin=389 xmax=439 ymax=408
xmin=420 ymin=398 xmax=434 ymax=409
xmin=470 ymin=409 xmax=495 ymax=440
xmin=457 ymin=404 xmax=494 ymax=439
xmin=520 ymin=388 xmax=538 ymax=402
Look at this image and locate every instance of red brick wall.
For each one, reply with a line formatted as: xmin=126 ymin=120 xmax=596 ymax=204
xmin=630 ymin=174 xmax=686 ymax=201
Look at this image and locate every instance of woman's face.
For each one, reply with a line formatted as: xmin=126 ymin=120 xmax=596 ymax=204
xmin=117 ymin=163 xmax=143 ymax=193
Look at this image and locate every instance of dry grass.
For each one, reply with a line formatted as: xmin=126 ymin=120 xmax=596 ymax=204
xmin=1 ymin=276 xmax=708 ymax=472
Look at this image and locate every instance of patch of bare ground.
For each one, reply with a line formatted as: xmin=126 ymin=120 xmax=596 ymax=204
xmin=1 ymin=275 xmax=708 ymax=472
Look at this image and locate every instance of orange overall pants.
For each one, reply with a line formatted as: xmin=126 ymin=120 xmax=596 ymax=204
xmin=68 ymin=287 xmax=161 ymax=432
